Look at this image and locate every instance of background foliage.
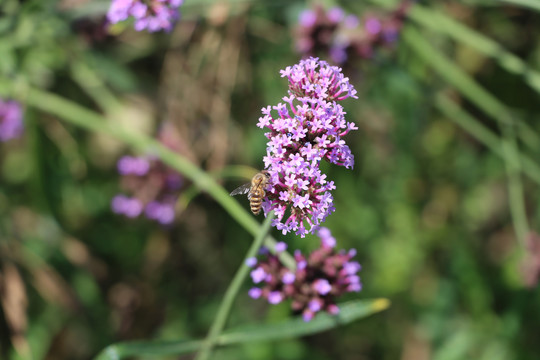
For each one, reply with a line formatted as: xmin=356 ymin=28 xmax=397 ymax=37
xmin=1 ymin=0 xmax=540 ymax=359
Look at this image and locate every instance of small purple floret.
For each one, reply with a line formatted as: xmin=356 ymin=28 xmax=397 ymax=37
xmin=245 ymin=257 xmax=258 ymax=268
xmin=111 ymin=195 xmax=143 ymax=218
xmin=282 ymin=271 xmax=296 ymax=284
xmin=365 ymin=17 xmax=382 ymax=35
xmin=313 ymin=279 xmax=332 ymax=295
xmin=250 ymin=267 xmax=267 ymax=284
xmin=248 ymin=288 xmax=262 ymax=299
xmin=145 ymin=201 xmax=175 ymax=225
xmin=268 ymin=291 xmax=283 ymax=304
xmin=275 ymin=241 xmax=287 ymax=253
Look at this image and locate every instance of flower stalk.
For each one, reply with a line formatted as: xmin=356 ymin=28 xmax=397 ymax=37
xmin=196 ymin=211 xmax=275 ymax=360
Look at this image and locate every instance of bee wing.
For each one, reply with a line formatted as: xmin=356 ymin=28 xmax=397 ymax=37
xmin=230 ymin=182 xmax=252 ymax=197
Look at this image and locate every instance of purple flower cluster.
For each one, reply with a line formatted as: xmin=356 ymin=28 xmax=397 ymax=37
xmin=248 ymin=228 xmax=362 ymax=321
xmin=521 ymin=232 xmax=540 ymax=288
xmin=295 ymin=2 xmax=412 ymax=64
xmin=258 ymin=57 xmax=357 ymax=237
xmin=107 ymin=0 xmax=184 ymax=32
xmin=0 ymin=99 xmax=24 ymax=142
xmin=111 ymin=155 xmax=184 ymax=224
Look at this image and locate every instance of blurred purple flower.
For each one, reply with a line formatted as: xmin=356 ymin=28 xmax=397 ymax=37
xmin=294 ymin=3 xmax=412 ymax=65
xmin=117 ymin=155 xmax=151 ymax=176
xmin=313 ymin=279 xmax=332 ymax=295
xmin=111 ymin=195 xmax=144 ymax=218
xmin=245 ymin=257 xmax=258 ymax=268
xmin=344 ymin=15 xmax=360 ymax=29
xmin=521 ymin=232 xmax=540 ymax=288
xmin=268 ymin=291 xmax=283 ymax=304
xmin=298 ymin=9 xmax=317 ymax=28
xmin=248 ymin=287 xmax=262 ymax=299
xmin=365 ymin=17 xmax=382 ymax=35
xmin=107 ymin=0 xmax=184 ymax=33
xmin=0 ymin=99 xmax=24 ymax=142
xmin=327 ymin=7 xmax=345 ymax=24
xmin=275 ymin=241 xmax=288 ymax=253
xmin=250 ymin=267 xmax=267 ymax=284
xmin=144 ymin=200 xmax=175 ymax=225
xmin=248 ymin=227 xmax=362 ymax=321
xmin=112 ymin=152 xmax=185 ymax=225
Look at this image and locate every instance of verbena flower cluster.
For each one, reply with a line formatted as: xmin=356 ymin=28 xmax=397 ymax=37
xmin=107 ymin=0 xmax=184 ymax=32
xmin=259 ymin=57 xmax=357 ymax=237
xmin=111 ymin=155 xmax=184 ymax=224
xmin=247 ymin=228 xmax=362 ymax=321
xmin=295 ymin=3 xmax=411 ymax=64
xmin=0 ymin=99 xmax=24 ymax=142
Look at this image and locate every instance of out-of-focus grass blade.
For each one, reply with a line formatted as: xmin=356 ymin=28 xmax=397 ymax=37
xmin=218 ymin=298 xmax=390 ymax=344
xmin=368 ymin=0 xmax=540 ymax=151
xmin=94 ymin=299 xmax=390 ymax=360
xmin=434 ymin=93 xmax=540 ymax=186
xmin=402 ymin=26 xmax=531 ymax=242
xmin=402 ymin=26 xmax=539 ymax=165
xmin=500 ymin=0 xmax=540 ymax=12
xmin=408 ymin=4 xmax=540 ymax=104
xmin=94 ymin=339 xmax=204 ymax=360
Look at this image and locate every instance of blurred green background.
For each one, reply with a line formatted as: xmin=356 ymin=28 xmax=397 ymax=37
xmin=1 ymin=0 xmax=540 ymax=359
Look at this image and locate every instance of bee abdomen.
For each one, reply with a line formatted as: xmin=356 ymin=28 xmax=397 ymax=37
xmin=249 ymin=190 xmax=264 ymax=215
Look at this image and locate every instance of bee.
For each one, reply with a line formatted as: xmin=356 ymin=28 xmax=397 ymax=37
xmin=230 ymin=170 xmax=270 ymax=215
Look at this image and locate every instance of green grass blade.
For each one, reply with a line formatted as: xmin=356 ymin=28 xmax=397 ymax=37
xmin=500 ymin=0 xmax=540 ymax=12
xmin=94 ymin=299 xmax=390 ymax=360
xmin=402 ymin=28 xmax=531 ymax=243
xmin=366 ymin=0 xmax=540 ymax=150
xmin=402 ymin=26 xmax=540 ymax=161
xmin=408 ymin=4 xmax=540 ymax=97
xmin=434 ymin=94 xmax=540 ymax=186
xmin=94 ymin=339 xmax=204 ymax=360
xmin=218 ymin=298 xmax=390 ymax=344
xmin=406 ymin=4 xmax=540 ymax=151
xmin=402 ymin=26 xmax=508 ymax=122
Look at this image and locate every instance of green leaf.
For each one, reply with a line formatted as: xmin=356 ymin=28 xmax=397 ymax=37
xmin=94 ymin=299 xmax=390 ymax=360
xmin=218 ymin=298 xmax=391 ymax=344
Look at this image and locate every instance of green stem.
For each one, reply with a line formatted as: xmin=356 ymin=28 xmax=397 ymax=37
xmin=196 ymin=211 xmax=275 ymax=360
xmin=501 ymin=121 xmax=529 ymax=246
xmin=0 ymin=82 xmax=296 ymax=270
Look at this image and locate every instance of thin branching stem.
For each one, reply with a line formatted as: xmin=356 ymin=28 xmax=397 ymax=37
xmin=196 ymin=211 xmax=275 ymax=360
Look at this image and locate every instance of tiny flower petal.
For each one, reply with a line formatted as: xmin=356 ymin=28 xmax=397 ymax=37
xmin=245 ymin=257 xmax=258 ymax=268
xmin=250 ymin=267 xmax=267 ymax=284
xmin=275 ymin=241 xmax=287 ymax=253
xmin=248 ymin=288 xmax=262 ymax=299
xmin=282 ymin=271 xmax=296 ymax=284
xmin=313 ymin=279 xmax=332 ymax=295
xmin=268 ymin=291 xmax=283 ymax=304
